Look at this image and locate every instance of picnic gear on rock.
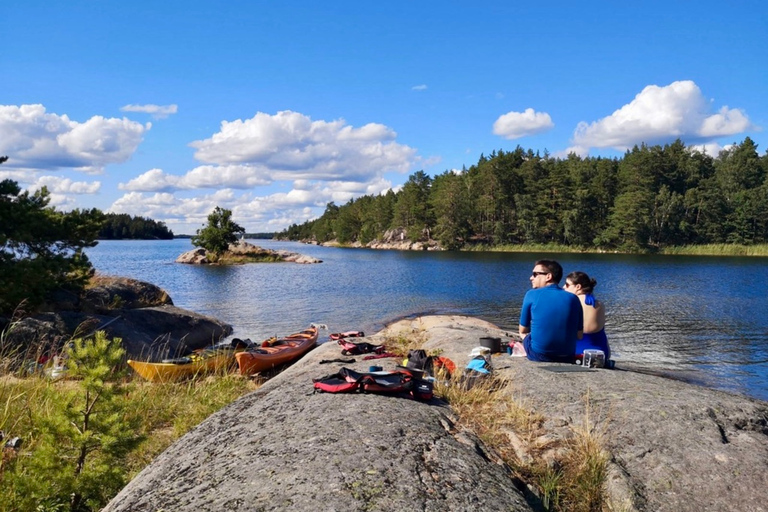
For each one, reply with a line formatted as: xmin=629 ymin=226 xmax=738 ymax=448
xmin=362 ymin=352 xmax=399 ymax=360
xmin=337 ymin=339 xmax=386 ymax=356
xmin=319 ymin=358 xmax=357 ymax=364
xmin=402 ymin=350 xmax=456 ymax=380
xmin=582 ymin=349 xmax=606 ymax=368
xmin=329 ymin=330 xmax=365 ymax=340
xmin=312 ymin=367 xmax=434 ymax=401
xmin=479 ymin=337 xmax=502 ymax=353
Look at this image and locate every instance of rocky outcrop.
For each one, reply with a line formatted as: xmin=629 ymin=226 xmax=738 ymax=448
xmin=81 ymin=275 xmax=173 ymax=312
xmin=1 ymin=276 xmax=231 ymax=361
xmin=368 ymin=228 xmax=441 ymax=250
xmin=104 ymin=315 xmax=768 ymax=512
xmin=318 ymin=229 xmax=442 ymax=251
xmin=176 ymin=240 xmax=321 ymax=264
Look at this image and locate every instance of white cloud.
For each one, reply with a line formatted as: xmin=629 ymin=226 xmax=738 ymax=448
xmin=0 ymin=104 xmax=148 ymax=174
xmin=30 ymin=175 xmax=101 ymax=195
xmin=188 ymin=110 xmax=415 ymax=180
xmin=119 ymin=165 xmax=273 ymax=192
xmin=412 ymin=84 xmax=428 ymax=91
xmin=119 ymin=168 xmax=181 ymax=192
xmin=109 ymin=186 xmax=332 ymax=234
xmin=572 ymin=80 xmax=754 ymax=151
xmin=698 ymin=106 xmax=751 ymax=137
xmin=493 ymin=108 xmax=554 ymax=139
xmin=109 ymin=110 xmax=419 ymax=233
xmin=688 ymin=142 xmax=736 ymax=157
xmin=552 ymin=145 xmax=590 ymax=159
xmin=120 ymin=103 xmax=178 ymax=119
xmin=0 ymin=168 xmax=35 ymax=183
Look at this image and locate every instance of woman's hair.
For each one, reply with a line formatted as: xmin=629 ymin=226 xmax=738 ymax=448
xmin=566 ymin=271 xmax=597 ymax=293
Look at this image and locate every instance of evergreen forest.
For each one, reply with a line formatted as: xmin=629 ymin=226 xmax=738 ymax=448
xmin=278 ymin=138 xmax=768 ymax=252
xmin=98 ymin=213 xmax=174 ymax=240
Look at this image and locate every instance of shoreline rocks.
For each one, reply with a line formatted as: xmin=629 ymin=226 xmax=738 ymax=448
xmin=1 ymin=276 xmax=231 ymax=361
xmin=104 ymin=315 xmax=768 ymax=511
xmin=176 ymin=240 xmax=322 ymax=264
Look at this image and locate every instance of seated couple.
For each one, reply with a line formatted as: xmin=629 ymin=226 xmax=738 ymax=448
xmin=518 ymin=259 xmax=610 ymax=363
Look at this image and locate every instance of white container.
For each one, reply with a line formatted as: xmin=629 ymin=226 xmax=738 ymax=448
xmin=582 ymin=349 xmax=606 ymax=368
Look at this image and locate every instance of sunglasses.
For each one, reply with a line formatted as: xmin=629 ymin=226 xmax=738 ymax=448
xmin=531 ymin=271 xmax=549 ymax=277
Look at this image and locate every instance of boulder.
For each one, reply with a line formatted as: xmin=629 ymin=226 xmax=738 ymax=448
xmin=175 ymin=247 xmax=209 ymax=264
xmin=104 ymin=315 xmax=768 ymax=512
xmin=1 ymin=277 xmax=230 ymax=361
xmin=81 ymin=275 xmax=173 ymax=313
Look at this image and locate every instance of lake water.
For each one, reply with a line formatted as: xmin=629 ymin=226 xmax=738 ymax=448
xmin=85 ymin=239 xmax=768 ymax=401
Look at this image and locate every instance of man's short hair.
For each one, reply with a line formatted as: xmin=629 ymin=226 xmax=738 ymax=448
xmin=535 ymin=259 xmax=563 ymax=283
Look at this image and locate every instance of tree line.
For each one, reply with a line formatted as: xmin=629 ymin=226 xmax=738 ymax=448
xmin=98 ymin=213 xmax=174 ymax=240
xmin=279 ymin=138 xmax=768 ymax=252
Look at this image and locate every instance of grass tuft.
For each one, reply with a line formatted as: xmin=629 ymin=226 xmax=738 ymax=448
xmin=436 ymin=376 xmax=608 ymax=512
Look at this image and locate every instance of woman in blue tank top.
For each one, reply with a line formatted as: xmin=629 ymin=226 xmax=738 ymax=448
xmin=564 ymin=271 xmax=611 ymax=360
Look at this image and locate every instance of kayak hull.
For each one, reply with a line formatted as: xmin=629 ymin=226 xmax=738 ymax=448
xmin=235 ymin=326 xmax=318 ymax=376
xmin=127 ymin=350 xmax=237 ymax=382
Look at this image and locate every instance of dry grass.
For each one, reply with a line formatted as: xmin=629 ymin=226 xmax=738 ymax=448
xmin=435 ymin=376 xmax=609 ymax=512
xmin=122 ymin=373 xmax=258 ymax=475
xmin=0 ymin=323 xmax=259 ymax=488
xmin=379 ymin=329 xmax=430 ymax=358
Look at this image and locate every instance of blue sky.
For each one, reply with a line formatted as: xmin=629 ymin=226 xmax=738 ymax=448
xmin=2 ymin=1 xmax=765 ymax=234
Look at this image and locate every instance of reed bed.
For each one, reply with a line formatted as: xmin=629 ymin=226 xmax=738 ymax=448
xmin=462 ymin=242 xmax=611 ymax=254
xmin=660 ymin=243 xmax=768 ymax=256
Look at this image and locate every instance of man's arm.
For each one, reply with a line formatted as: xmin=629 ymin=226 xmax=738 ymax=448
xmin=519 ymin=290 xmax=532 ymax=338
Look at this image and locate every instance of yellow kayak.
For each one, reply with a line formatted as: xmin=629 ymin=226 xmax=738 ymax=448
xmin=127 ymin=345 xmax=243 ymax=382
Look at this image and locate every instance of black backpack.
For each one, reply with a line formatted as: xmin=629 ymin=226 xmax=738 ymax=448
xmin=406 ymin=349 xmax=434 ymax=374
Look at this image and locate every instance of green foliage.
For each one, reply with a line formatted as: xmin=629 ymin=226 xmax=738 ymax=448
xmin=2 ymin=332 xmax=142 ymax=512
xmin=278 ymin=138 xmax=768 ymax=253
xmin=98 ymin=213 xmax=174 ymax=240
xmin=0 ymin=176 xmax=104 ymax=315
xmin=190 ymin=206 xmax=245 ymax=259
xmin=392 ymin=171 xmax=434 ymax=242
xmin=0 ymin=336 xmax=256 ymax=512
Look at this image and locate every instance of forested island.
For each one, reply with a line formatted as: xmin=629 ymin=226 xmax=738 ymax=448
xmin=98 ymin=213 xmax=174 ymax=240
xmin=279 ymin=138 xmax=768 ymax=253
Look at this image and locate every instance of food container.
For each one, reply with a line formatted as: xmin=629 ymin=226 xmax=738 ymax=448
xmin=479 ymin=337 xmax=502 ymax=353
xmin=582 ymin=349 xmax=606 ymax=368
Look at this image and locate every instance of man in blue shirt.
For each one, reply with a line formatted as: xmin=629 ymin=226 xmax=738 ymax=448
xmin=519 ymin=259 xmax=583 ymax=363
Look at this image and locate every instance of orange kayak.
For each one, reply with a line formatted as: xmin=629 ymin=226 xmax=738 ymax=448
xmin=235 ymin=326 xmax=319 ymax=376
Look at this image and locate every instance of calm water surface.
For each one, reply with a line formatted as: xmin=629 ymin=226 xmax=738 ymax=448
xmin=86 ymin=239 xmax=768 ymax=401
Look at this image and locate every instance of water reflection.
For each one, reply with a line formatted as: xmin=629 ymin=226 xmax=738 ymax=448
xmin=86 ymin=239 xmax=768 ymax=401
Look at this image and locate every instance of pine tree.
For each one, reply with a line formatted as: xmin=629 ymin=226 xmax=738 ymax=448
xmin=9 ymin=332 xmax=142 ymax=511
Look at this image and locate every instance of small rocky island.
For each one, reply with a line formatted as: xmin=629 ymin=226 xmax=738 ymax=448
xmin=176 ymin=240 xmax=322 ymax=265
